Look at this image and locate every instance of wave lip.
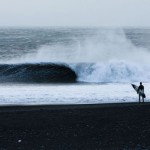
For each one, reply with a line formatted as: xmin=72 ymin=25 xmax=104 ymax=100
xmin=0 ymin=63 xmax=77 ymax=83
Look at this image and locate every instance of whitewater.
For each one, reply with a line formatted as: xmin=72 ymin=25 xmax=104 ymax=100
xmin=0 ymin=27 xmax=150 ymax=104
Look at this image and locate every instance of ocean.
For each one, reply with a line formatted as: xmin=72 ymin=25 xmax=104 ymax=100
xmin=0 ymin=27 xmax=150 ymax=105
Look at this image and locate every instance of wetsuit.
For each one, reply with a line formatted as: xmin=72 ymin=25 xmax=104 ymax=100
xmin=137 ymin=85 xmax=144 ymax=102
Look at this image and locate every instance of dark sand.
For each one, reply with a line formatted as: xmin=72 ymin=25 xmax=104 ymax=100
xmin=0 ymin=103 xmax=150 ymax=150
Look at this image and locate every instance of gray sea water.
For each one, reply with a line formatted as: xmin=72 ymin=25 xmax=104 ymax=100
xmin=0 ymin=27 xmax=150 ymax=105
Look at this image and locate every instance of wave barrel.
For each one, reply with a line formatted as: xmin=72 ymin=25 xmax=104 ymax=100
xmin=0 ymin=63 xmax=77 ymax=83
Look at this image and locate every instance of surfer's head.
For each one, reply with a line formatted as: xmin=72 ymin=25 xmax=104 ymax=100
xmin=140 ymin=82 xmax=142 ymax=85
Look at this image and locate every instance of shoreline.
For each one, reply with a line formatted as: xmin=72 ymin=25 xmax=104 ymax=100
xmin=0 ymin=101 xmax=148 ymax=109
xmin=0 ymin=102 xmax=150 ymax=149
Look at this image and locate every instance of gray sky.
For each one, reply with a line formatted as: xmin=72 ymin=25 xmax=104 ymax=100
xmin=0 ymin=0 xmax=150 ymax=27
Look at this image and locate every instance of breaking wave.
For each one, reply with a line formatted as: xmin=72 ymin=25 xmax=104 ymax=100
xmin=71 ymin=61 xmax=150 ymax=83
xmin=0 ymin=62 xmax=149 ymax=83
xmin=0 ymin=63 xmax=77 ymax=83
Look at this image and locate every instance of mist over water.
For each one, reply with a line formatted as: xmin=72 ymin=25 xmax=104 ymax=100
xmin=1 ymin=28 xmax=150 ymax=83
xmin=7 ymin=28 xmax=150 ymax=64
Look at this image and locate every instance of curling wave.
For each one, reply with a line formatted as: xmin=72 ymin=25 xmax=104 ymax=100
xmin=0 ymin=63 xmax=77 ymax=83
xmin=0 ymin=62 xmax=149 ymax=83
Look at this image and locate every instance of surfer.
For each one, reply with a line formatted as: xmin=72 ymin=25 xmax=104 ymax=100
xmin=137 ymin=82 xmax=144 ymax=103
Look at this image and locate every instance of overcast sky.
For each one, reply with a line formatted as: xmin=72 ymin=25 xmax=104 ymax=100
xmin=0 ymin=0 xmax=150 ymax=27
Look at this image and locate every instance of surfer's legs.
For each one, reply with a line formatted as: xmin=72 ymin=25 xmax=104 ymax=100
xmin=142 ymin=97 xmax=144 ymax=103
xmin=139 ymin=94 xmax=144 ymax=103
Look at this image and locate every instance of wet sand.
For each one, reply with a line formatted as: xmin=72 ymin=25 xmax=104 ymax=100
xmin=0 ymin=103 xmax=150 ymax=149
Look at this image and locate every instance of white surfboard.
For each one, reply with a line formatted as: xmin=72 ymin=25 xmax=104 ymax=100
xmin=131 ymin=84 xmax=146 ymax=98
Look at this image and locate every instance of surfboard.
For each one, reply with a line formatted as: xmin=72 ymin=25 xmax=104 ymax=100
xmin=131 ymin=84 xmax=146 ymax=98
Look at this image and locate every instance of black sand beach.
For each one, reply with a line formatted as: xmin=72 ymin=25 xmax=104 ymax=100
xmin=0 ymin=103 xmax=150 ymax=150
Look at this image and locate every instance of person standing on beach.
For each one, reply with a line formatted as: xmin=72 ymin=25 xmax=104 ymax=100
xmin=137 ymin=82 xmax=145 ymax=103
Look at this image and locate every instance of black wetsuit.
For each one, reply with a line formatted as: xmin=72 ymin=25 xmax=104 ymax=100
xmin=138 ymin=85 xmax=144 ymax=102
xmin=138 ymin=85 xmax=144 ymax=92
